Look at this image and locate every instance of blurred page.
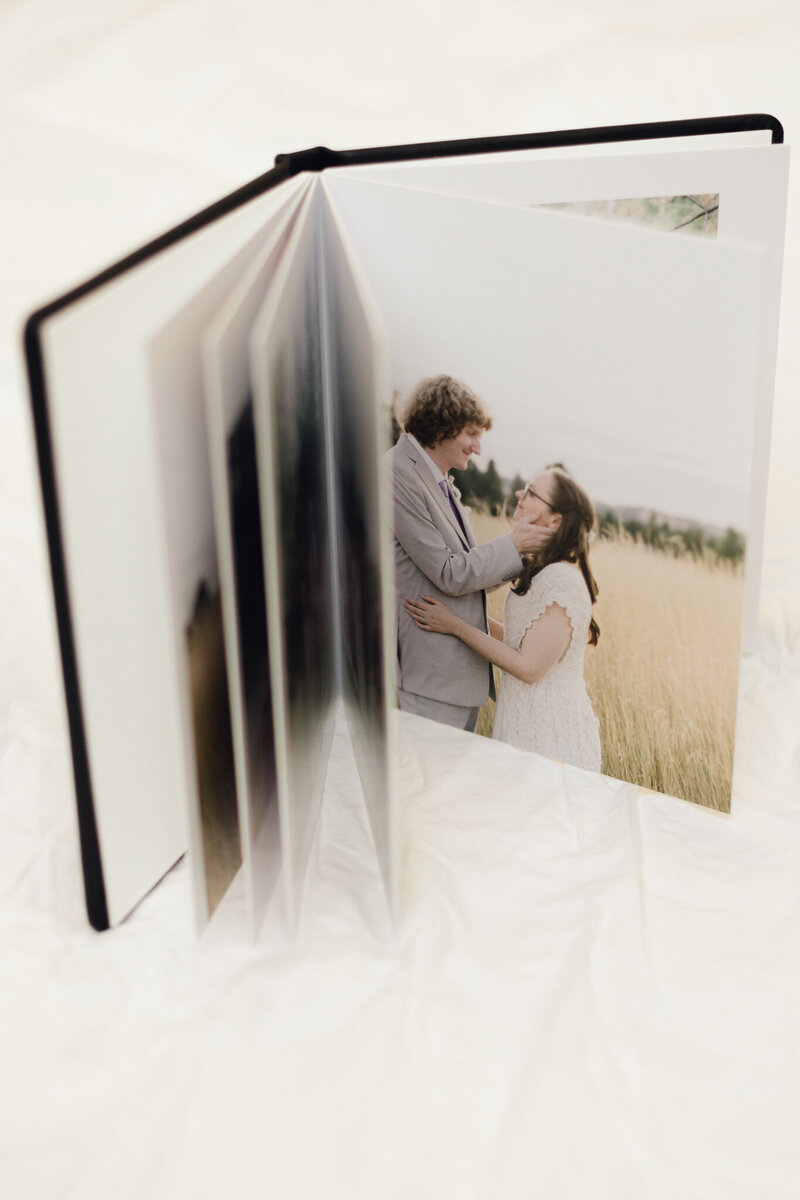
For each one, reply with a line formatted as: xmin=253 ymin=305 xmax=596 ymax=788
xmin=319 ymin=183 xmax=397 ymax=919
xmin=39 ymin=177 xmax=306 ymax=926
xmin=147 ymin=184 xmax=308 ymax=929
xmin=202 ymin=179 xmax=310 ymax=935
xmin=249 ymin=184 xmax=337 ymax=930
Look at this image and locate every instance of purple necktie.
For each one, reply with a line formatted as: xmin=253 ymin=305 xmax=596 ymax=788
xmin=439 ymin=479 xmax=467 ymax=539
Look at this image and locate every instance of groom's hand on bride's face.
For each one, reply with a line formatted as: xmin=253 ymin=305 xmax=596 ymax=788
xmin=510 ymin=516 xmax=552 ymax=555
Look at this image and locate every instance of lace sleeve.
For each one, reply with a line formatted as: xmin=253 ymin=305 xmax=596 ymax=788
xmin=511 ymin=564 xmax=590 ymax=650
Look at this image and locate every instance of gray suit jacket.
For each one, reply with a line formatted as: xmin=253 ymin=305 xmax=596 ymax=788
xmin=387 ymin=434 xmax=522 ymax=707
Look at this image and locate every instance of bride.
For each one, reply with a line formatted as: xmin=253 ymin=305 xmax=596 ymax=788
xmin=404 ymin=466 xmax=602 ymax=773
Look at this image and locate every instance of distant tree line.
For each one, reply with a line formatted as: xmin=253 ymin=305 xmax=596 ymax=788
xmin=386 ymin=410 xmax=743 ymax=564
xmin=450 ymin=454 xmax=747 ymax=565
xmin=451 ymin=460 xmax=519 ymax=515
xmin=597 ymin=510 xmax=745 ymax=564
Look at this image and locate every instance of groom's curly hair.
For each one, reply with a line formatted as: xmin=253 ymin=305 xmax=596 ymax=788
xmin=401 ymin=375 xmax=492 ymax=447
xmin=513 ymin=467 xmax=601 ymax=646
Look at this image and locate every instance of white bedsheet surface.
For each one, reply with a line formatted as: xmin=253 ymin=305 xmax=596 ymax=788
xmin=2 ymin=3 xmax=800 ymax=1197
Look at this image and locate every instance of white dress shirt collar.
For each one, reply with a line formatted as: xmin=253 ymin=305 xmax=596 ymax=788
xmin=406 ymin=432 xmax=447 ymax=486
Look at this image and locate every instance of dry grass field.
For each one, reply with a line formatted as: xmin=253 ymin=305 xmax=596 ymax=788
xmin=469 ymin=511 xmax=743 ymax=811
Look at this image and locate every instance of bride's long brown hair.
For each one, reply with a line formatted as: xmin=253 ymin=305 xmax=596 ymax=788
xmin=512 ymin=467 xmax=600 ymax=645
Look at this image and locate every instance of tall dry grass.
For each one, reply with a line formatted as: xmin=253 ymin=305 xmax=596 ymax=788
xmin=468 ymin=511 xmax=743 ymax=811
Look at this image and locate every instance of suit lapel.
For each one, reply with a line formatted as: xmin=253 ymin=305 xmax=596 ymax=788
xmin=401 ymin=436 xmax=472 ymax=549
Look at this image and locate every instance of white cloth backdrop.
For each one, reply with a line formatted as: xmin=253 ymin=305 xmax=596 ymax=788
xmin=2 ymin=3 xmax=800 ymax=1197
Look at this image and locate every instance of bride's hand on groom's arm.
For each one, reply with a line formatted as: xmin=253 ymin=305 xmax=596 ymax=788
xmin=510 ymin=516 xmax=551 ymax=556
xmin=403 ymin=595 xmax=463 ymax=636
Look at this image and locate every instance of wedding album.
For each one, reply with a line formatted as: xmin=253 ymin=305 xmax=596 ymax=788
xmin=24 ymin=115 xmax=789 ymax=931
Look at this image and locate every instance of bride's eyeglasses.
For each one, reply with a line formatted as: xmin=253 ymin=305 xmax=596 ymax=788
xmin=521 ymin=485 xmax=556 ymax=511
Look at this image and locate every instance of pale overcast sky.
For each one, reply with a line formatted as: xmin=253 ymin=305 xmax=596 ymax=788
xmin=330 ymin=174 xmax=765 ymax=534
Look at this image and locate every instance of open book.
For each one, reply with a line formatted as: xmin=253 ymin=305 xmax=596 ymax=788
xmin=24 ymin=116 xmax=789 ymax=932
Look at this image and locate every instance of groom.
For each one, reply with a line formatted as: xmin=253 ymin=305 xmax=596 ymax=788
xmin=387 ymin=374 xmax=549 ymax=731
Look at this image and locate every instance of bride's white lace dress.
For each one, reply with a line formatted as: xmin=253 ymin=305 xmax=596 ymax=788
xmin=492 ymin=561 xmax=601 ymax=772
